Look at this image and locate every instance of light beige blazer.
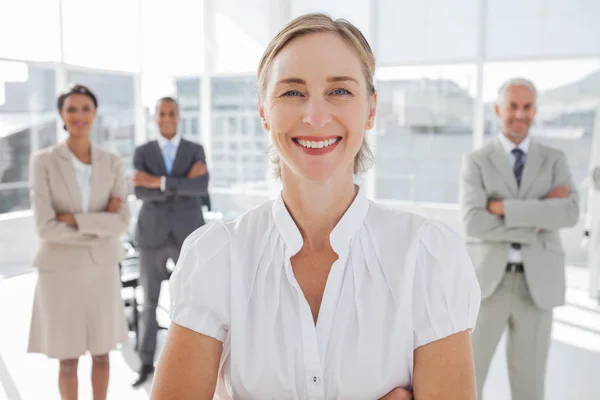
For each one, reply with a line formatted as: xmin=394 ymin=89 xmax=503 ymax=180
xmin=29 ymin=142 xmax=130 ymax=271
xmin=460 ymin=138 xmax=579 ymax=310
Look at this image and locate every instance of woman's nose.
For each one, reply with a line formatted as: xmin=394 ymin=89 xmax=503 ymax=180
xmin=302 ymin=96 xmax=332 ymax=129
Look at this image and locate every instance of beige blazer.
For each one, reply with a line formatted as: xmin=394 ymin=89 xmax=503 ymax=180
xmin=460 ymin=138 xmax=579 ymax=310
xmin=29 ymin=142 xmax=130 ymax=271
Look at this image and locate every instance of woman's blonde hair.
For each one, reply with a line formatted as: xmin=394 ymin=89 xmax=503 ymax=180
xmin=257 ymin=13 xmax=376 ymax=178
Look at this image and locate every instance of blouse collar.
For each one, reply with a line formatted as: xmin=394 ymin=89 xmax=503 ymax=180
xmin=271 ymin=185 xmax=370 ymax=257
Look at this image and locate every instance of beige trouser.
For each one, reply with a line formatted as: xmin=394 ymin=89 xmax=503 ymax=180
xmin=472 ymin=270 xmax=553 ymax=400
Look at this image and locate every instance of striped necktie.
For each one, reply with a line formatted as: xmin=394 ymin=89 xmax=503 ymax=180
xmin=511 ymin=148 xmax=525 ymax=187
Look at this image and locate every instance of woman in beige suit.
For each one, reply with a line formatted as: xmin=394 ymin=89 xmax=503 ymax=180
xmin=28 ymin=84 xmax=130 ymax=400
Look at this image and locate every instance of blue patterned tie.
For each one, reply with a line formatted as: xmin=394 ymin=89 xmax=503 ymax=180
xmin=163 ymin=142 xmax=174 ymax=175
xmin=511 ymin=148 xmax=526 ymax=252
xmin=512 ymin=148 xmax=525 ymax=187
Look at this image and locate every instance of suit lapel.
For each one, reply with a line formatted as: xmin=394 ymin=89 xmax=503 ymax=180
xmin=151 ymin=140 xmax=168 ymax=176
xmin=519 ymin=141 xmax=544 ymax=196
xmin=489 ymin=139 xmax=519 ymax=196
xmin=55 ymin=142 xmax=82 ymax=211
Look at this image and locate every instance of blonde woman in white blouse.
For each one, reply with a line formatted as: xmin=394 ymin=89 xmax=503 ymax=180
xmin=28 ymin=85 xmax=130 ymax=400
xmin=152 ymin=13 xmax=480 ymax=400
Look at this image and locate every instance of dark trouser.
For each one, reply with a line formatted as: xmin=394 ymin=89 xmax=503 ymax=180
xmin=138 ymin=237 xmax=180 ymax=365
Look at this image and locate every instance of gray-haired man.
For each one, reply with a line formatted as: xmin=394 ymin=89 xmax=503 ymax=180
xmin=459 ymin=78 xmax=579 ymax=400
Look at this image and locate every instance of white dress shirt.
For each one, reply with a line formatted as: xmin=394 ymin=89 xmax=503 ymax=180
xmin=170 ymin=186 xmax=481 ymax=399
xmin=497 ymin=133 xmax=531 ymax=263
xmin=70 ymin=154 xmax=92 ymax=213
xmin=157 ymin=133 xmax=181 ymax=191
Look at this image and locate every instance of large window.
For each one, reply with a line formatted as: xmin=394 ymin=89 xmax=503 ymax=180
xmin=141 ymin=0 xmax=204 ymax=76
xmin=62 ymin=0 xmax=140 ymax=71
xmin=486 ymin=0 xmax=600 ymax=60
xmin=211 ymin=76 xmax=268 ymax=188
xmin=0 ymin=61 xmax=56 ymax=213
xmin=0 ymin=0 xmax=61 ymax=62
xmin=374 ymin=64 xmax=476 ymax=203
xmin=175 ymin=78 xmax=202 ymax=142
xmin=213 ymin=0 xmax=269 ymax=73
xmin=378 ymin=0 xmax=478 ymax=65
xmin=291 ymin=0 xmax=373 ymax=42
xmin=484 ymin=59 xmax=600 ymax=194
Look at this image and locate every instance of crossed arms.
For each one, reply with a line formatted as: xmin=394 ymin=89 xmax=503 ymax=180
xmin=460 ymin=153 xmax=579 ymax=243
xmin=132 ymin=144 xmax=209 ymax=201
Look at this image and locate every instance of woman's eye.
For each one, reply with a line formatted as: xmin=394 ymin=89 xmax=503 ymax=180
xmin=331 ymin=88 xmax=351 ymax=96
xmin=282 ymin=90 xmax=303 ymax=97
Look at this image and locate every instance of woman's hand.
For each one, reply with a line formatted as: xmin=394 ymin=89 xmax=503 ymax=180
xmin=380 ymin=387 xmax=413 ymax=400
xmin=106 ymin=197 xmax=122 ymax=213
xmin=56 ymin=213 xmax=77 ymax=227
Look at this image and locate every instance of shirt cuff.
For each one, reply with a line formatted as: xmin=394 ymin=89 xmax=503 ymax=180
xmin=160 ymin=176 xmax=166 ymax=192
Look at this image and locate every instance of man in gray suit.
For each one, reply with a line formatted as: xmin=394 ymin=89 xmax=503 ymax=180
xmin=130 ymin=97 xmax=209 ymax=386
xmin=460 ymin=78 xmax=579 ymax=400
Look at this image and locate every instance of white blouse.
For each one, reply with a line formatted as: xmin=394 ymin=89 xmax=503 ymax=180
xmin=70 ymin=154 xmax=92 ymax=213
xmin=170 ymin=186 xmax=481 ymax=400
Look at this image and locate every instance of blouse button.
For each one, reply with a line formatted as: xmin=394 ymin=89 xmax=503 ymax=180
xmin=313 ymin=376 xmax=320 ymax=384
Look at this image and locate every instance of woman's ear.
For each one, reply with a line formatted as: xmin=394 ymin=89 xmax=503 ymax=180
xmin=258 ymin=103 xmax=270 ymax=131
xmin=365 ymin=92 xmax=377 ymax=130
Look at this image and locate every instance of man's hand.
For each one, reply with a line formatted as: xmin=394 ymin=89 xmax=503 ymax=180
xmin=487 ymin=199 xmax=504 ymax=217
xmin=380 ymin=387 xmax=413 ymax=400
xmin=106 ymin=197 xmax=122 ymax=213
xmin=132 ymin=171 xmax=161 ymax=189
xmin=546 ymin=185 xmax=570 ymax=199
xmin=56 ymin=213 xmax=77 ymax=227
xmin=187 ymin=161 xmax=207 ymax=178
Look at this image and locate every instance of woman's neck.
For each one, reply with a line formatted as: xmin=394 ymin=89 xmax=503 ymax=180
xmin=281 ymin=168 xmax=357 ymax=251
xmin=66 ymin=135 xmax=92 ymax=164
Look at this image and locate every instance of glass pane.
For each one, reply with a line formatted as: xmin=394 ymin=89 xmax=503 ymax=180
xmin=0 ymin=0 xmax=61 ymax=61
xmin=62 ymin=0 xmax=140 ymax=71
xmin=175 ymin=78 xmax=201 ymax=142
xmin=66 ymin=70 xmax=136 ymax=172
xmin=483 ymin=60 xmax=600 ymax=194
xmin=0 ymin=61 xmax=57 ymax=197
xmin=378 ymin=0 xmax=478 ymax=65
xmin=291 ymin=0 xmax=372 ymax=42
xmin=487 ymin=0 xmax=600 ymax=59
xmin=141 ymin=0 xmax=204 ymax=76
xmin=214 ymin=0 xmax=269 ymax=73
xmin=0 ymin=187 xmax=30 ymax=214
xmin=374 ymin=64 xmax=477 ymax=203
xmin=211 ymin=76 xmax=267 ymax=188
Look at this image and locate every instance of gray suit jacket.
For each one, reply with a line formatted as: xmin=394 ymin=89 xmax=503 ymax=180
xmin=459 ymin=138 xmax=579 ymax=309
xmin=133 ymin=139 xmax=209 ymax=249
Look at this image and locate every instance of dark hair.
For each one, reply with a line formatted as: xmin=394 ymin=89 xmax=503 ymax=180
xmin=57 ymin=85 xmax=98 ymax=130
xmin=155 ymin=96 xmax=179 ymax=113
xmin=57 ymin=84 xmax=98 ymax=112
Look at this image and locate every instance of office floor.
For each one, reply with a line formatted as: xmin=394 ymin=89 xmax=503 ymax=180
xmin=1 ymin=267 xmax=599 ymax=400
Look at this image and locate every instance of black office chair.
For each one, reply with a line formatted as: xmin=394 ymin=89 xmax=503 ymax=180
xmin=119 ymin=236 xmax=141 ymax=347
xmin=119 ymin=234 xmax=172 ymax=350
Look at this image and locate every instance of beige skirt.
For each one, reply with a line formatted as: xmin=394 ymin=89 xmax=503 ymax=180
xmin=28 ymin=263 xmax=129 ymax=360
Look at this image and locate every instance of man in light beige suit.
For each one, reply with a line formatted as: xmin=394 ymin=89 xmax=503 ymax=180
xmin=460 ymin=78 xmax=579 ymax=400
